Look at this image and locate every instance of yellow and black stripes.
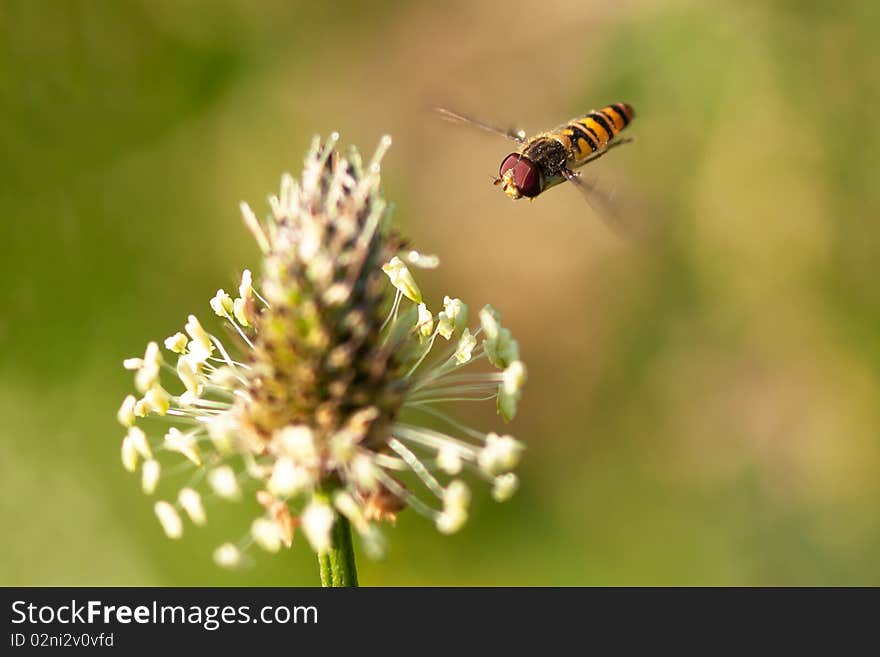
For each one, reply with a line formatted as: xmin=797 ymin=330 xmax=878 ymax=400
xmin=606 ymin=102 xmax=635 ymax=127
xmin=504 ymin=102 xmax=635 ymax=199
xmin=563 ymin=102 xmax=635 ymax=161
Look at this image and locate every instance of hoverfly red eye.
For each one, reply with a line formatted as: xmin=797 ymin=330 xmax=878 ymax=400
xmin=499 ymin=153 xmax=520 ymax=178
xmin=498 ymin=154 xmax=541 ymax=198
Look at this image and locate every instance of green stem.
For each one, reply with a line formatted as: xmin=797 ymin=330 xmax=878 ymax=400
xmin=317 ymin=513 xmax=359 ymax=587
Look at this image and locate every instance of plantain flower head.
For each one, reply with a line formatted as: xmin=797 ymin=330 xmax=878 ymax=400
xmin=116 ymin=134 xmax=527 ymax=566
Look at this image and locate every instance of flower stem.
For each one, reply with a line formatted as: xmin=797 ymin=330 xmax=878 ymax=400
xmin=317 ymin=513 xmax=359 ymax=587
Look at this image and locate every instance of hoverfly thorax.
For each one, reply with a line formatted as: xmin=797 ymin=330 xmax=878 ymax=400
xmin=496 ymin=153 xmax=542 ymax=199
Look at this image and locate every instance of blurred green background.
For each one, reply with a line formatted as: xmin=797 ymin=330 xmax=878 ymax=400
xmin=2 ymin=0 xmax=879 ymax=585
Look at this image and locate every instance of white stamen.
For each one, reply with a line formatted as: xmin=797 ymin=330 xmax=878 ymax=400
xmin=502 ymin=360 xmax=527 ymax=395
xmin=127 ymin=426 xmax=153 ymax=459
xmin=454 ymin=328 xmax=476 ymax=364
xmin=176 ymin=355 xmax=203 ymax=397
xmin=334 ymin=491 xmax=369 ymax=534
xmin=350 ymin=453 xmax=379 ymax=491
xmin=480 ymin=306 xmax=519 ymax=369
xmin=142 ymin=459 xmax=161 ymax=495
xmin=164 ymin=332 xmax=189 ymax=354
xmin=164 ymin=428 xmax=202 ymax=466
xmin=478 ymin=433 xmax=524 ymax=476
xmin=268 ymin=457 xmax=312 ymax=498
xmin=143 ymin=385 xmax=171 ymax=416
xmin=492 ymin=473 xmax=519 ymax=502
xmin=121 ymin=434 xmax=138 ymax=472
xmin=239 ymin=270 xmax=253 ymax=299
xmin=252 ymin=518 xmax=282 ymax=553
xmin=405 ymin=250 xmax=440 ymax=269
xmin=135 ymin=342 xmax=162 ymax=393
xmin=210 ymin=289 xmax=234 ymax=319
xmin=154 ymin=501 xmax=183 ymax=539
xmin=178 ymin=488 xmax=207 ymax=526
xmin=233 ymin=297 xmax=251 ymax=327
xmin=185 ymin=315 xmax=214 ymax=361
xmin=213 ymin=542 xmax=242 ymax=568
xmin=275 ymin=425 xmax=319 ymax=467
xmin=301 ymin=500 xmax=335 ymax=553
xmin=208 ymin=465 xmax=241 ymax=500
xmin=117 ymin=395 xmax=137 ymax=428
xmin=417 ymin=303 xmax=434 ymax=338
xmin=437 ymin=296 xmax=467 ymax=340
xmin=382 ymin=256 xmax=422 ymax=303
xmin=240 ymin=202 xmax=271 ymax=253
xmin=436 ymin=445 xmax=463 ymax=475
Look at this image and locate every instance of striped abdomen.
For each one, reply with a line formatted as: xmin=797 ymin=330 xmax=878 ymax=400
xmin=558 ymin=103 xmax=635 ymax=163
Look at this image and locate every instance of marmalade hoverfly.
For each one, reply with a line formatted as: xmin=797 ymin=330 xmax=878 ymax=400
xmin=437 ymin=104 xmax=636 ymax=226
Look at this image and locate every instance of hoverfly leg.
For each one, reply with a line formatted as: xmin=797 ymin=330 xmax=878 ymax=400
xmin=579 ymin=136 xmax=635 ymax=165
xmin=604 ymin=136 xmax=635 ymax=153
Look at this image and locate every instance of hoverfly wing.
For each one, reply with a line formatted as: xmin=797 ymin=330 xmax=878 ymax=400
xmin=562 ymin=169 xmax=648 ymax=241
xmin=434 ymin=107 xmax=526 ymax=144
